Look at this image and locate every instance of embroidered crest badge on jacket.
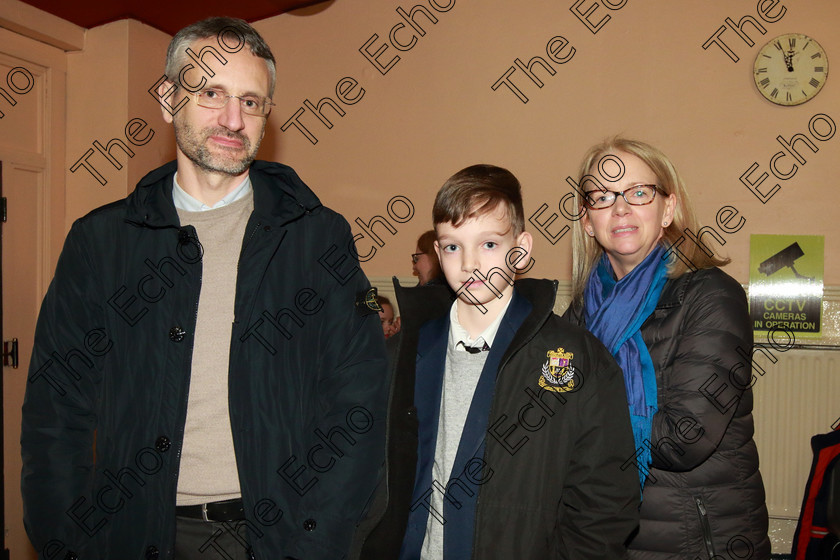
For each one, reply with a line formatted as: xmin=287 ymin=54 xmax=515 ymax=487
xmin=540 ymin=347 xmax=576 ymax=392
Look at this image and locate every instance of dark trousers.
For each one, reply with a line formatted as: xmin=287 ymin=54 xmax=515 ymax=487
xmin=175 ymin=516 xmax=252 ymax=560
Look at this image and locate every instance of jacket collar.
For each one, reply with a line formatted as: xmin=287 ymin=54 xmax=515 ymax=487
xmin=655 ymin=271 xmax=693 ymax=309
xmin=125 ymin=160 xmax=322 ymax=228
xmin=394 ymin=277 xmax=558 ymax=343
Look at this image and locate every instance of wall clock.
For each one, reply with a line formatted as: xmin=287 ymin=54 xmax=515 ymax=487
xmin=753 ymin=33 xmax=828 ymax=106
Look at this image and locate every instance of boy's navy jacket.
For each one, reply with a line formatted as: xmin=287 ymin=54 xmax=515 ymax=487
xmin=21 ymin=160 xmax=389 ymax=560
xmin=356 ymin=278 xmax=640 ymax=559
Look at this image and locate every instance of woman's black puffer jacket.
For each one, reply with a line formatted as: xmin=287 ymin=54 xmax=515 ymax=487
xmin=565 ymin=267 xmax=770 ymax=559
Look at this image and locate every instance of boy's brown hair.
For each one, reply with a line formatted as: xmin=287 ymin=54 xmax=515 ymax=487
xmin=433 ymin=164 xmax=525 ymax=235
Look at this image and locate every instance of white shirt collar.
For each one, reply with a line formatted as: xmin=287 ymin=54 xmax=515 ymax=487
xmin=172 ymin=172 xmax=252 ymax=212
xmin=448 ymin=294 xmax=514 ymax=353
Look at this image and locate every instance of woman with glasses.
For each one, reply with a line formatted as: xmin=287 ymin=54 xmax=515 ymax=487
xmin=564 ymin=137 xmax=770 ymax=559
xmin=411 ymin=230 xmax=445 ymax=286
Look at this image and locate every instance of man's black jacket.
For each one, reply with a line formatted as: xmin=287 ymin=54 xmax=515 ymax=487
xmin=21 ymin=161 xmax=388 ymax=560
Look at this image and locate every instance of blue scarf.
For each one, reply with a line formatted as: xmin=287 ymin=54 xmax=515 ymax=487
xmin=584 ymin=245 xmax=669 ymax=491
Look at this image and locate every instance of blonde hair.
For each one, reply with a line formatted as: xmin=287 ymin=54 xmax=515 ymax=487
xmin=570 ymin=137 xmax=729 ymax=303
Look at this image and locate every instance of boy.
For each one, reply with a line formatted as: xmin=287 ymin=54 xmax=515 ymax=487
xmin=357 ymin=165 xmax=640 ymax=559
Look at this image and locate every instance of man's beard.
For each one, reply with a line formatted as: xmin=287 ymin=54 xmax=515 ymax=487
xmin=173 ymin=116 xmax=262 ymax=176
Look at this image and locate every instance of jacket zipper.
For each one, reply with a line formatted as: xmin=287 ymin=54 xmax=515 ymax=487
xmin=694 ymin=495 xmax=715 ymax=559
xmin=169 ymin=226 xmax=203 ymax=558
xmin=471 ymin=302 xmax=554 ymax=553
xmin=224 ymin=219 xmax=262 ymax=557
xmin=238 ymin=221 xmax=262 ymax=275
xmin=233 ymin=221 xmax=262 ymax=331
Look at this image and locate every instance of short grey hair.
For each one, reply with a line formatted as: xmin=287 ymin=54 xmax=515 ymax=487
xmin=165 ymin=17 xmax=276 ymax=98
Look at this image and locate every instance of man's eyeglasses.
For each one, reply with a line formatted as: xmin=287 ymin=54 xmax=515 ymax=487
xmin=584 ymin=185 xmax=661 ymax=210
xmin=411 ymin=252 xmax=424 ymax=264
xmin=192 ymin=88 xmax=275 ymax=117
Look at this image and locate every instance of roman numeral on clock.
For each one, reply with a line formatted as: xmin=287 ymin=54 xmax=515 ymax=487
xmin=755 ymin=35 xmax=827 ymax=105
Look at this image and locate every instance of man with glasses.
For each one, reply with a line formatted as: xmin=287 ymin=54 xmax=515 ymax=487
xmin=22 ymin=17 xmax=387 ymax=560
xmin=411 ymin=230 xmax=444 ymax=286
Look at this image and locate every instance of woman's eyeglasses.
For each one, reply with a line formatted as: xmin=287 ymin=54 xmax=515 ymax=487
xmin=584 ymin=185 xmax=661 ymax=210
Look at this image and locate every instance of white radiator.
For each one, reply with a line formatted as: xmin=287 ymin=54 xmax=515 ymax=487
xmin=752 ymin=347 xmax=840 ymax=552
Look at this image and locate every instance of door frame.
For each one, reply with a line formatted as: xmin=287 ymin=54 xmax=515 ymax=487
xmin=0 ymin=25 xmax=70 ymax=558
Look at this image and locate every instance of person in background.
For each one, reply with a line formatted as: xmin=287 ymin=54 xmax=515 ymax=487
xmin=412 ymin=230 xmax=444 ymax=286
xmin=563 ymin=137 xmax=770 ymax=558
xmin=377 ymin=295 xmax=400 ymax=338
xmin=360 ymin=164 xmax=639 ymax=559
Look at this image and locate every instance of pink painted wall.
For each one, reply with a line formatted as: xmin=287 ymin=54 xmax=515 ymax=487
xmin=65 ymin=19 xmax=175 ymax=228
xmin=61 ymin=1 xmax=839 ymax=285
xmin=251 ymin=0 xmax=839 ymax=284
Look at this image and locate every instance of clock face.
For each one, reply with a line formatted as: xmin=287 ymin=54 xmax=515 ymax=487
xmin=753 ymin=33 xmax=828 ymax=106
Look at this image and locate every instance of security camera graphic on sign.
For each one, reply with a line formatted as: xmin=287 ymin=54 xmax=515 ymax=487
xmin=758 ymin=242 xmax=814 ymax=281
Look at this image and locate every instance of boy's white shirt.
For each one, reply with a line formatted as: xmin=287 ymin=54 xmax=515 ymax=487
xmin=421 ymin=294 xmax=514 ymax=559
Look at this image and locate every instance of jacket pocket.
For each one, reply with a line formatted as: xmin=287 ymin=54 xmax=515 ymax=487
xmin=694 ymin=495 xmax=715 ymax=559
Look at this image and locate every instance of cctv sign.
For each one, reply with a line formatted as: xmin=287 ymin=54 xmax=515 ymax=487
xmin=749 ymin=234 xmax=824 ymax=336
